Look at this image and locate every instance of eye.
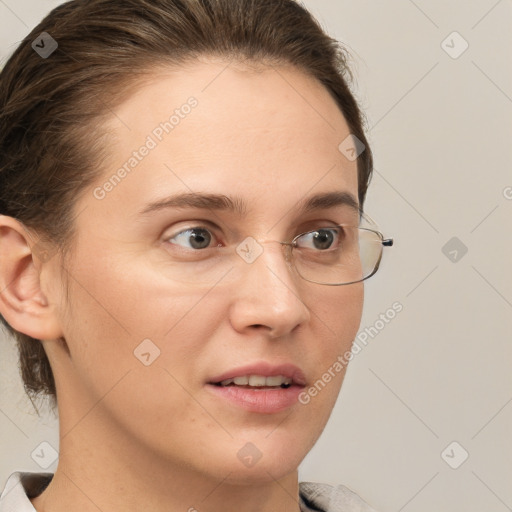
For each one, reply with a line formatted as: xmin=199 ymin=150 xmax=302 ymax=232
xmin=295 ymin=227 xmax=342 ymax=251
xmin=165 ymin=225 xmax=219 ymax=250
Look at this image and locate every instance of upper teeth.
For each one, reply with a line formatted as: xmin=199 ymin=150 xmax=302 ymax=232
xmin=219 ymin=375 xmax=292 ymax=387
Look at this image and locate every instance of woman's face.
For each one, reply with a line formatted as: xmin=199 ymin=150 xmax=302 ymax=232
xmin=45 ymin=58 xmax=364 ymax=483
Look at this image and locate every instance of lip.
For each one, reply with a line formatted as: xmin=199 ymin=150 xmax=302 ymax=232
xmin=206 ymin=361 xmax=307 ymax=414
xmin=208 ymin=362 xmax=307 ymax=386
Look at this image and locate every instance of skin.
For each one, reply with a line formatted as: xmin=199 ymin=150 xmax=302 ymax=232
xmin=0 ymin=57 xmax=364 ymax=512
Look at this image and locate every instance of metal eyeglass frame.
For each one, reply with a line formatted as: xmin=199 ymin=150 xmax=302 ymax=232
xmin=272 ymin=217 xmax=393 ymax=286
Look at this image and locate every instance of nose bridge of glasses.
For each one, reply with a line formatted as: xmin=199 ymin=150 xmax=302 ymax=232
xmin=233 ymin=236 xmax=293 ymax=269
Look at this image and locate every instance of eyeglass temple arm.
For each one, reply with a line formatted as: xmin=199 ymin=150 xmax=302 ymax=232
xmin=382 ymin=238 xmax=394 ymax=247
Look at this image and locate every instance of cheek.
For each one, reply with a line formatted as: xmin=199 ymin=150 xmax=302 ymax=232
xmin=58 ymin=259 xmax=231 ymax=447
xmin=302 ymin=284 xmax=364 ymax=404
xmin=59 ymin=254 xmax=224 ymax=394
xmin=313 ymin=282 xmax=364 ymax=352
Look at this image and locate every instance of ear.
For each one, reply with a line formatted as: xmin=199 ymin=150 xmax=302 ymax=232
xmin=0 ymin=215 xmax=63 ymax=340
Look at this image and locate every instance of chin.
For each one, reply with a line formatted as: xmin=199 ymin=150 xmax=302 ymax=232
xmin=221 ymin=459 xmax=301 ymax=486
xmin=211 ymin=432 xmax=311 ymax=485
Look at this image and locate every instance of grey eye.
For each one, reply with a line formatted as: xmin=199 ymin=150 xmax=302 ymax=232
xmin=169 ymin=227 xmax=213 ymax=250
xmin=296 ymin=228 xmax=339 ymax=251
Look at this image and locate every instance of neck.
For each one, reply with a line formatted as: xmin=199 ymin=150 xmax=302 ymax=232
xmin=30 ymin=408 xmax=302 ymax=512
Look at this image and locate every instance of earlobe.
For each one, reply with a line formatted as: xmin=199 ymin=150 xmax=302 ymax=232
xmin=0 ymin=215 xmax=63 ymax=340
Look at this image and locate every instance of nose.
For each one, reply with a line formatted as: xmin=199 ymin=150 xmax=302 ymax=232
xmin=228 ymin=239 xmax=311 ymax=338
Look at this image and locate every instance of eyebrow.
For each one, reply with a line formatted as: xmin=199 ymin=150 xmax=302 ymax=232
xmin=139 ymin=190 xmax=360 ymax=217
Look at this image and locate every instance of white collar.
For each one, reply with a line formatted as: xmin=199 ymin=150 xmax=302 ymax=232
xmin=0 ymin=471 xmax=53 ymax=511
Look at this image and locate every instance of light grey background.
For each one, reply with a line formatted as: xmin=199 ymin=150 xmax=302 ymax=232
xmin=1 ymin=1 xmax=511 ymax=511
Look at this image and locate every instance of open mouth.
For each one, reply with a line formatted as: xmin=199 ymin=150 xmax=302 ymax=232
xmin=206 ymin=368 xmax=305 ymax=413
xmin=211 ymin=374 xmax=293 ymax=389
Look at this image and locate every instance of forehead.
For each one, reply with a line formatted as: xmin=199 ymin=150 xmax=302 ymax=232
xmin=85 ymin=58 xmax=358 ymax=223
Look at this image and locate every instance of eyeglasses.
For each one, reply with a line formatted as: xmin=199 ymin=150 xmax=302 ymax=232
xmin=278 ymin=225 xmax=393 ymax=286
xmin=164 ymin=215 xmax=393 ymax=286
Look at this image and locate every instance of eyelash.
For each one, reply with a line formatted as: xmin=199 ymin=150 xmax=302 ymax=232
xmin=165 ymin=224 xmax=221 ymax=251
xmin=163 ymin=220 xmax=344 ymax=252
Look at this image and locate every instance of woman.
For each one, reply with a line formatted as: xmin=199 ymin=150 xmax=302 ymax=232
xmin=0 ymin=1 xmax=392 ymax=510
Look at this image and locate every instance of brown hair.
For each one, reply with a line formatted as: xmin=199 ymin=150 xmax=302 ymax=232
xmin=0 ymin=0 xmax=373 ymax=413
